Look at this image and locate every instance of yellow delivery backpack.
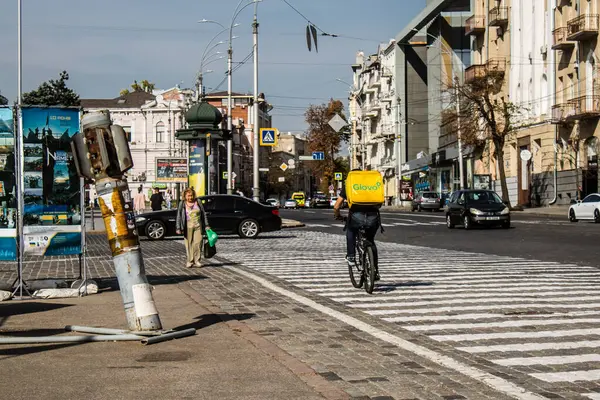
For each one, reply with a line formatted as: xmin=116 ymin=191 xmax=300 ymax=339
xmin=345 ymin=170 xmax=385 ymax=209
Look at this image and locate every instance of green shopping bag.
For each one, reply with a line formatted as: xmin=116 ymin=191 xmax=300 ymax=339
xmin=206 ymin=228 xmax=218 ymax=247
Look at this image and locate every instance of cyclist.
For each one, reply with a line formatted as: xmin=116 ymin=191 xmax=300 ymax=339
xmin=333 ymin=169 xmax=381 ymax=280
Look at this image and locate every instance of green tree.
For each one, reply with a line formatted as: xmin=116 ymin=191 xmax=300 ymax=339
xmin=120 ymin=79 xmax=156 ymax=96
xmin=305 ymin=99 xmax=350 ymax=192
xmin=22 ymin=71 xmax=80 ymax=106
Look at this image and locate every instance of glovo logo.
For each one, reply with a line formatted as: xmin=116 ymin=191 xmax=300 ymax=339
xmin=353 ymin=182 xmax=382 ymax=191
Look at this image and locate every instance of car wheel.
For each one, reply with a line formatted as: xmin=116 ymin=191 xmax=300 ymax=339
xmin=446 ymin=214 xmax=455 ymax=229
xmin=569 ymin=209 xmax=578 ymax=223
xmin=463 ymin=215 xmax=472 ymax=230
xmin=595 ymin=209 xmax=600 ymax=223
xmin=239 ymin=219 xmax=260 ymax=238
xmin=146 ymin=220 xmax=166 ymax=240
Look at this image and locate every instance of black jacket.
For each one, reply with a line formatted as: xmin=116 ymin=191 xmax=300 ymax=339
xmin=175 ymin=199 xmax=210 ymax=238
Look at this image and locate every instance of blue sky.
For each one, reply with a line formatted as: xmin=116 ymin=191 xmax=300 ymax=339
xmin=0 ymin=0 xmax=425 ymax=133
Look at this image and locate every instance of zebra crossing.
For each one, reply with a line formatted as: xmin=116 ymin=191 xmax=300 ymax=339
xmin=219 ymin=230 xmax=600 ymax=398
xmin=304 ymin=219 xmax=447 ymax=229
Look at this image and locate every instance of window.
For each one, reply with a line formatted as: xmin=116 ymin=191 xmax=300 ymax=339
xmin=203 ymin=196 xmax=234 ymax=211
xmin=583 ymin=194 xmax=600 ymax=203
xmin=422 ymin=192 xmax=439 ymax=198
xmin=122 ymin=126 xmax=132 ymax=142
xmin=156 ymin=122 xmax=165 ymax=143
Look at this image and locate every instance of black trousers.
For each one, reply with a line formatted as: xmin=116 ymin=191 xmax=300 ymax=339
xmin=346 ymin=211 xmax=379 ymax=260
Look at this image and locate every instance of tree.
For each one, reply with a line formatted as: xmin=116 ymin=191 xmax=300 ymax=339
xmin=445 ymin=64 xmax=526 ymax=208
xmin=305 ymin=99 xmax=350 ymax=192
xmin=22 ymin=71 xmax=80 ymax=106
xmin=120 ymin=79 xmax=156 ymax=96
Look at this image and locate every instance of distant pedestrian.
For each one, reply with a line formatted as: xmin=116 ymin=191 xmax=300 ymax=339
xmin=150 ymin=188 xmax=163 ymax=211
xmin=165 ymin=189 xmax=172 ymax=209
xmin=133 ymin=187 xmax=147 ymax=215
xmin=176 ymin=188 xmax=210 ymax=268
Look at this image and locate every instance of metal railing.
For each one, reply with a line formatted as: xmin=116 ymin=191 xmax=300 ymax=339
xmin=567 ymin=14 xmax=599 ymax=39
xmin=489 ymin=7 xmax=509 ymax=26
xmin=465 ymin=15 xmax=486 ymax=35
xmin=552 ymin=27 xmax=574 ymax=48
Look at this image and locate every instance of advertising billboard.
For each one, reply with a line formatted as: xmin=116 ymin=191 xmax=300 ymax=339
xmin=155 ymin=158 xmax=188 ymax=183
xmin=188 ymin=141 xmax=206 ymax=196
xmin=0 ymin=107 xmax=16 ymax=260
xmin=21 ymin=107 xmax=82 ymax=256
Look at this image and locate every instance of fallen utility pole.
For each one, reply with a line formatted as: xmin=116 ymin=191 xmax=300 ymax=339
xmin=71 ymin=110 xmax=162 ymax=332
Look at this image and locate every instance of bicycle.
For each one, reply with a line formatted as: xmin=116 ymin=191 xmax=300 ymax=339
xmin=342 ymin=216 xmax=378 ymax=294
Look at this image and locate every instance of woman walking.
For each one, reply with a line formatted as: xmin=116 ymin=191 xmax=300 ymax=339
xmin=176 ymin=188 xmax=210 ymax=268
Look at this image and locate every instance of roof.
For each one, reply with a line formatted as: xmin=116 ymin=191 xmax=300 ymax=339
xmin=80 ymin=90 xmax=155 ymax=109
xmin=395 ymin=0 xmax=455 ymax=44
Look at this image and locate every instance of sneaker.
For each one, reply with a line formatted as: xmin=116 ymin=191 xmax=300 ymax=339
xmin=345 ymin=255 xmax=356 ymax=266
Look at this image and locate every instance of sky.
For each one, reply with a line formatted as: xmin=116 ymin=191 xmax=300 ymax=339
xmin=0 ymin=0 xmax=426 ymax=134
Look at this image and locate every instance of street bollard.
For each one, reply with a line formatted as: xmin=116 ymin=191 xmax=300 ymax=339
xmin=72 ymin=110 xmax=163 ymax=332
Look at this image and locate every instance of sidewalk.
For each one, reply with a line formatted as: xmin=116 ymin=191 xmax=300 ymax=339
xmin=0 ymin=281 xmax=345 ymax=400
xmin=518 ymin=205 xmax=569 ymax=218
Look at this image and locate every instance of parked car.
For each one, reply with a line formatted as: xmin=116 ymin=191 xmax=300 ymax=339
xmin=135 ymin=194 xmax=282 ymax=240
xmin=283 ymin=199 xmax=298 ymax=209
xmin=446 ymin=189 xmax=510 ymax=230
xmin=568 ymin=193 xmax=600 ymax=222
xmin=411 ymin=191 xmax=443 ymax=212
xmin=265 ymin=198 xmax=281 ymax=208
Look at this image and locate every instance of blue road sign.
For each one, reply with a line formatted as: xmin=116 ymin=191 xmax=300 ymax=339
xmin=312 ymin=151 xmax=325 ymax=160
xmin=260 ymin=128 xmax=278 ymax=146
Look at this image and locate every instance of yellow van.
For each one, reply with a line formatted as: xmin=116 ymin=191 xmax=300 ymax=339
xmin=291 ymin=192 xmax=306 ymax=207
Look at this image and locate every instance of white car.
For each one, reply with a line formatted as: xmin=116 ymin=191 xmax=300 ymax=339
xmin=568 ymin=193 xmax=600 ymax=222
xmin=283 ymin=199 xmax=298 ymax=209
xmin=265 ymin=198 xmax=280 ymax=208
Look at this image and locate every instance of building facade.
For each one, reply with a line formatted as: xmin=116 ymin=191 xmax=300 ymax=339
xmin=81 ymin=88 xmax=192 ymax=199
xmin=203 ymin=91 xmax=273 ymax=196
xmin=264 ymin=132 xmax=312 ymax=201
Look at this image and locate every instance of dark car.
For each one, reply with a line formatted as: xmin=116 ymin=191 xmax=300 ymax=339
xmin=411 ymin=191 xmax=442 ymax=212
xmin=446 ymin=189 xmax=510 ymax=230
xmin=310 ymin=194 xmax=330 ymax=208
xmin=135 ymin=194 xmax=282 ymax=240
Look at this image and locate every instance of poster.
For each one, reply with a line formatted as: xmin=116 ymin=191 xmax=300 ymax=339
xmin=188 ymin=141 xmax=206 ymax=196
xmin=21 ymin=107 xmax=82 ymax=256
xmin=0 ymin=107 xmax=16 ymax=260
xmin=155 ymin=158 xmax=188 ymax=183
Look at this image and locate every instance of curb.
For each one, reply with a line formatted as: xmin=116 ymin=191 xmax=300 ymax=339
xmin=281 ymin=219 xmax=305 ymax=229
xmin=179 ymin=283 xmax=350 ymax=400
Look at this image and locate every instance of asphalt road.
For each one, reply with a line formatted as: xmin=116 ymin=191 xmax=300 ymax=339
xmin=280 ymin=207 xmax=599 ymax=267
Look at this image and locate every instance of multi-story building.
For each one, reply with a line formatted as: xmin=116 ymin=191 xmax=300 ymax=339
xmin=264 ymin=132 xmax=312 ymax=201
xmin=549 ymin=0 xmax=600 ymax=204
xmin=203 ymin=91 xmax=272 ymax=195
xmin=81 ymin=87 xmax=191 ymax=196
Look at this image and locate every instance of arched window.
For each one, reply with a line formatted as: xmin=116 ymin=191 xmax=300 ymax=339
xmin=156 ymin=121 xmax=165 ymax=143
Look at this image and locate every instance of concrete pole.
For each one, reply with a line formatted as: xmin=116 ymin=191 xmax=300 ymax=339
xmin=227 ymin=43 xmax=234 ymax=194
xmin=82 ymin=112 xmax=162 ymax=332
xmin=252 ymin=9 xmax=260 ymax=202
xmin=396 ymin=102 xmax=402 ymax=205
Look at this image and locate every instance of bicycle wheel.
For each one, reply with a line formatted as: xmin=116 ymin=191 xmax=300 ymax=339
xmin=349 ymin=239 xmax=364 ymax=288
xmin=363 ymin=245 xmax=376 ymax=294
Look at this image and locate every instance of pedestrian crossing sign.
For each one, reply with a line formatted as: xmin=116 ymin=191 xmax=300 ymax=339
xmin=260 ymin=128 xmax=279 ymax=146
xmin=334 ymin=172 xmax=343 ymax=181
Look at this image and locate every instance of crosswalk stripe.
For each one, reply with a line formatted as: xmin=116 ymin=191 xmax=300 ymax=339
xmin=584 ymin=393 xmax=600 ymax=400
xmin=457 ymin=340 xmax=600 ymax=353
xmin=530 ymin=369 xmax=600 ymax=383
xmin=431 ymin=328 xmax=600 ymax=342
xmin=494 ymin=354 xmax=600 ymax=366
xmin=215 ymin=230 xmax=600 ymax=397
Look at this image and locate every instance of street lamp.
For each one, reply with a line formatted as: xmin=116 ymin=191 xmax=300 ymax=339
xmin=413 ymin=28 xmax=465 ymax=190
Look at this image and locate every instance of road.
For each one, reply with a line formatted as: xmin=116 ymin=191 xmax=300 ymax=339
xmin=207 ymin=207 xmax=600 ymax=399
xmin=279 ymin=207 xmax=598 ymax=267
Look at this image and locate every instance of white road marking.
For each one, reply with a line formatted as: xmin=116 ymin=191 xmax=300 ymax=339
xmin=457 ymin=340 xmax=600 ymax=354
xmin=430 ymin=328 xmax=600 ymax=342
xmin=400 ymin=318 xmax=600 ymax=331
xmin=228 ymin=266 xmax=546 ymax=400
xmin=494 ymin=354 xmax=600 ymax=366
xmin=584 ymin=393 xmax=600 ymax=400
xmin=530 ymin=369 xmax=600 ymax=383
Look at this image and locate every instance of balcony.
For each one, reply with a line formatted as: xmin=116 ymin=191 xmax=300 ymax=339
xmin=464 ymin=58 xmax=506 ymax=83
xmin=551 ymin=103 xmax=575 ymax=123
xmin=552 ymin=27 xmax=575 ymax=50
xmin=566 ymin=14 xmax=599 ymax=41
xmin=567 ymin=95 xmax=600 ymax=120
xmin=489 ymin=7 xmax=509 ymax=27
xmin=465 ymin=15 xmax=486 ymax=36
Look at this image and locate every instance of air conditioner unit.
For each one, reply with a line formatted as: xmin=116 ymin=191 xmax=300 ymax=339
xmin=540 ymin=45 xmax=547 ymax=55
